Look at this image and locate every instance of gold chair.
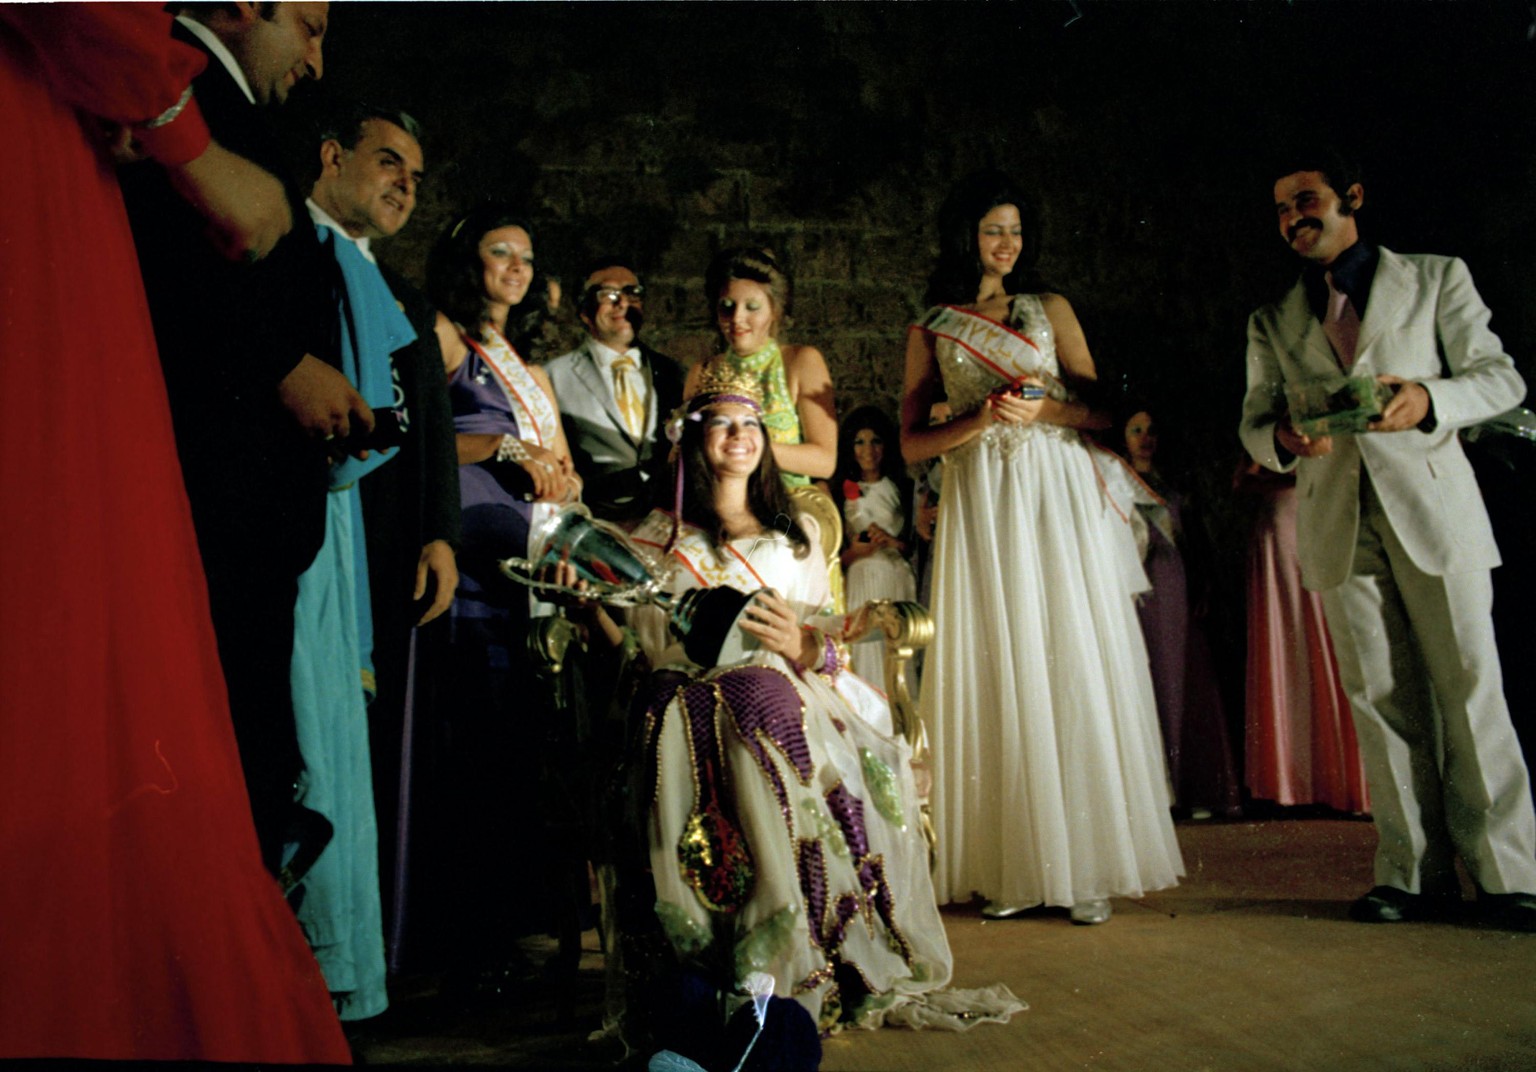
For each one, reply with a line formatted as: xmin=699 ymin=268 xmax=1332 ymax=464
xmin=788 ymin=483 xmax=846 ymax=614
xmin=790 ymin=484 xmax=938 ymax=859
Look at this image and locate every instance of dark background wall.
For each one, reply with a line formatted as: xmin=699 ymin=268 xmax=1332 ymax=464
xmin=301 ymin=0 xmax=1536 ymax=437
xmin=289 ymin=0 xmax=1536 ymax=709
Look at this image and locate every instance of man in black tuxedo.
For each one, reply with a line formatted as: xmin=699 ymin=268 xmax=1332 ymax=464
xmin=545 ymin=259 xmax=685 ymax=527
xmin=121 ymin=1 xmax=371 ymax=877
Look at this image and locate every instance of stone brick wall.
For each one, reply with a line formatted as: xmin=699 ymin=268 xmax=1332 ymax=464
xmin=292 ymin=1 xmax=1536 ymax=683
xmin=309 ymin=3 xmax=1534 ymax=442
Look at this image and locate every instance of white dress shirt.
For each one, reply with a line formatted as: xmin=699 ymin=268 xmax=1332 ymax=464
xmin=588 ymin=339 xmax=652 ymax=435
xmin=175 ymin=15 xmax=256 ymax=105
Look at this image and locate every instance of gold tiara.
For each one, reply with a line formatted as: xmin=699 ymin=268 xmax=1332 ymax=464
xmin=685 ymin=360 xmax=764 ymax=410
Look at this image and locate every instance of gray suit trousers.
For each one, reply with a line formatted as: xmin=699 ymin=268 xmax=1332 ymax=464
xmin=1322 ymin=474 xmax=1536 ymax=895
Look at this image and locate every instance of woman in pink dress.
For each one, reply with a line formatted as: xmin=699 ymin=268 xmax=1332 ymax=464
xmin=1236 ymin=460 xmax=1369 ymax=813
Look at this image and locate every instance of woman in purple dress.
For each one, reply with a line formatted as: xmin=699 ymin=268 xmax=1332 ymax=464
xmin=418 ymin=208 xmax=579 ymax=982
xmin=427 ymin=207 xmax=576 ymax=610
xmin=1115 ymin=408 xmax=1240 ymax=818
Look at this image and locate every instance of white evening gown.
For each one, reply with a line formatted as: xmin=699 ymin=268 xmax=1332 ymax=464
xmin=843 ymin=477 xmax=919 ymax=686
xmin=919 ymin=294 xmax=1183 ymax=908
xmin=627 ymin=510 xmax=1023 ymax=1032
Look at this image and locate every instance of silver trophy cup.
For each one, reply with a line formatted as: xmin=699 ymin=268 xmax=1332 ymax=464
xmin=499 ymin=503 xmax=759 ymax=666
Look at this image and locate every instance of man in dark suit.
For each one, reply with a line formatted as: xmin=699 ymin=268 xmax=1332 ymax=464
xmin=121 ymin=1 xmax=371 ymax=877
xmin=544 ymin=259 xmax=684 ymax=527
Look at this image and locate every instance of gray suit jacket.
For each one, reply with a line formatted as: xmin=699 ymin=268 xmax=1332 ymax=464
xmin=545 ymin=337 xmax=683 ymax=522
xmin=1240 ymin=248 xmax=1524 ymax=590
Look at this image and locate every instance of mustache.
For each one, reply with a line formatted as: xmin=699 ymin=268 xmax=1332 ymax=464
xmin=1287 ymin=219 xmax=1321 ymax=243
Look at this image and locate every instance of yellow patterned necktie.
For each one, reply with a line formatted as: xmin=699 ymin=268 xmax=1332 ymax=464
xmin=612 ymin=355 xmax=645 ymax=438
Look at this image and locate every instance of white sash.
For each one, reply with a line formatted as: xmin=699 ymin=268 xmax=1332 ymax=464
xmin=916 ymin=303 xmax=1059 ymax=393
xmin=631 ymin=514 xmax=769 ymax=594
xmin=464 ymin=327 xmax=559 ymax=448
xmin=463 ymin=326 xmax=567 ymax=618
xmin=917 ymin=303 xmax=1159 ymax=526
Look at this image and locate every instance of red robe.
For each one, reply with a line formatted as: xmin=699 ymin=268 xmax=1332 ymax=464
xmin=0 ymin=5 xmax=350 ymax=1062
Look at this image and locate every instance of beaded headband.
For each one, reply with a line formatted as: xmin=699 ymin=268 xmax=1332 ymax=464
xmin=665 ymin=362 xmax=764 ymax=446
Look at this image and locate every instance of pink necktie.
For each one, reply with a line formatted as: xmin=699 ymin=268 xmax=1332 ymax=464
xmin=1322 ymin=270 xmax=1360 ymax=369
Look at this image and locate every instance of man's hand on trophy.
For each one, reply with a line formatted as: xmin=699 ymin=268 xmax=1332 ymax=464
xmin=1367 ymin=376 xmax=1430 ymax=432
xmin=1276 ymin=418 xmax=1333 ymax=459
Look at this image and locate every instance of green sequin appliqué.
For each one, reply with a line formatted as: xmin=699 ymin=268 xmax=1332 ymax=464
xmin=654 ymin=900 xmax=712 ymax=958
xmin=799 ymin=796 xmax=851 ymax=858
xmin=860 ymin=748 xmax=906 ymax=829
xmin=734 ymin=904 xmax=799 ymax=979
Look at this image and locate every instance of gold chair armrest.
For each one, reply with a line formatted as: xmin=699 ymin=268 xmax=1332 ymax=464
xmin=527 ymin=613 xmax=584 ymax=677
xmin=843 ymin=599 xmax=932 ymax=746
xmin=844 ymin=598 xmax=938 ymax=866
xmin=788 ymin=483 xmax=846 ymax=613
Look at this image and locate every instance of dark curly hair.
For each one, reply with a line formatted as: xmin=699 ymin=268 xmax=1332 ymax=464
xmin=675 ymin=402 xmax=810 ymax=558
xmin=425 ymin=205 xmax=545 ymax=343
xmin=923 ymin=170 xmax=1044 ymax=307
xmin=831 ymin=405 xmax=913 ymax=541
xmin=1265 ymin=145 xmax=1364 ymax=216
xmin=834 ymin=405 xmax=905 ymax=485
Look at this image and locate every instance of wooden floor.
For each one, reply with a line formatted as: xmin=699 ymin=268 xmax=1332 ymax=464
xmin=355 ymin=819 xmax=1536 ymax=1071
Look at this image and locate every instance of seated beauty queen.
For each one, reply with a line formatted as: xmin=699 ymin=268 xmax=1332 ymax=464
xmin=574 ymin=365 xmax=1023 ymax=1039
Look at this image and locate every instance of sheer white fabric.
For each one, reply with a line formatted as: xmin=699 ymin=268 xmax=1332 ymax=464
xmin=626 ymin=511 xmax=1023 ymax=1030
xmin=920 ymin=294 xmax=1183 ymax=909
xmin=843 ymin=477 xmax=919 ymax=686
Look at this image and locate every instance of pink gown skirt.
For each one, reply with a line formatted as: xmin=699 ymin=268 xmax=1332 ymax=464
xmin=1244 ymin=484 xmax=1369 ymax=812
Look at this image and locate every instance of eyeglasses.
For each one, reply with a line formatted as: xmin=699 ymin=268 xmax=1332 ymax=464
xmin=590 ymin=284 xmax=645 ymax=306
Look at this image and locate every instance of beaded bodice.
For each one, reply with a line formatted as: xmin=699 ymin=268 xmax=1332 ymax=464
xmin=934 ymin=294 xmax=1060 ymax=413
xmin=929 ymin=293 xmax=1080 ymax=457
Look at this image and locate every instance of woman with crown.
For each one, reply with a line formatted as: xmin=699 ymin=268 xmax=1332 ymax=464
xmin=571 ymin=364 xmax=1021 ymax=1040
xmin=900 ymin=171 xmax=1183 ymax=926
xmin=685 ymin=247 xmax=838 ymax=486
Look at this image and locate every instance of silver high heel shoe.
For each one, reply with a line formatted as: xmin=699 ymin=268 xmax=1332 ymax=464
xmin=981 ymin=901 xmax=1034 ymax=920
xmin=1069 ymin=899 xmax=1112 ymax=925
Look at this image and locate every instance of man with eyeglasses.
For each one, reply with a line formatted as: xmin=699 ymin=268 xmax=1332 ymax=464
xmin=546 ymin=258 xmax=684 ymax=526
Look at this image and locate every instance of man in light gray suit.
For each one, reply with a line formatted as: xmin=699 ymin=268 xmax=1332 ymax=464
xmin=1240 ymin=151 xmax=1536 ymax=931
xmin=545 ymin=258 xmax=683 ymax=527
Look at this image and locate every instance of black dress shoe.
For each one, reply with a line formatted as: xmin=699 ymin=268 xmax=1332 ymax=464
xmin=1348 ymin=885 xmax=1460 ymax=923
xmin=278 ymin=805 xmax=334 ymax=897
xmin=1478 ymin=892 xmax=1536 ymax=933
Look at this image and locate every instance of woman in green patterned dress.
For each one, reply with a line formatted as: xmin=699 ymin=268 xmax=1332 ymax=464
xmin=685 ymin=247 xmax=838 ymax=486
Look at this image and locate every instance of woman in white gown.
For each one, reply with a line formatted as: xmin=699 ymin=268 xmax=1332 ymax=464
xmin=577 ymin=366 xmax=1021 ymax=1037
xmin=834 ymin=405 xmax=918 ymax=685
xmin=900 ymin=171 xmax=1183 ymax=925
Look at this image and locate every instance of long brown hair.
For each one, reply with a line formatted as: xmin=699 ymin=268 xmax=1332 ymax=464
xmin=676 ymin=403 xmax=810 ymax=557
